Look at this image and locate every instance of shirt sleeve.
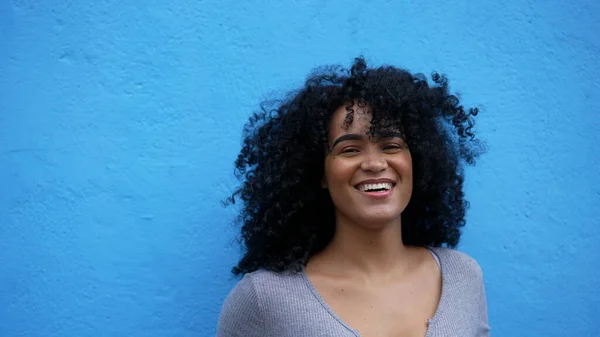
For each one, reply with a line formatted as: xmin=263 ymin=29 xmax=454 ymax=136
xmin=216 ymin=274 xmax=266 ymax=337
xmin=477 ymin=273 xmax=491 ymax=336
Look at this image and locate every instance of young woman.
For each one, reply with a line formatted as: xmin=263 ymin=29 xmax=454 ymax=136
xmin=217 ymin=57 xmax=490 ymax=337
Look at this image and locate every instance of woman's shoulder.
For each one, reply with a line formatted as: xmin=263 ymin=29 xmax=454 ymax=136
xmin=246 ymin=269 xmax=305 ymax=291
xmin=221 ymin=269 xmax=305 ymax=310
xmin=428 ymin=246 xmax=484 ymax=280
xmin=218 ymin=270 xmax=305 ymax=336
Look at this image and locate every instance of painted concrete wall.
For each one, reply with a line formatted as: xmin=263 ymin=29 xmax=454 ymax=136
xmin=1 ymin=1 xmax=598 ymax=336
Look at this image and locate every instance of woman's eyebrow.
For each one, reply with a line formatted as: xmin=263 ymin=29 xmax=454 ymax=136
xmin=332 ymin=134 xmax=364 ymax=148
xmin=332 ymin=132 xmax=404 ymax=148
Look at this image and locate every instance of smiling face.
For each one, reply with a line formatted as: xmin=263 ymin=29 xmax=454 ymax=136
xmin=323 ymin=103 xmax=413 ymax=229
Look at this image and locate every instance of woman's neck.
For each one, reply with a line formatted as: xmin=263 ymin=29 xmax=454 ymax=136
xmin=312 ymin=214 xmax=412 ymax=281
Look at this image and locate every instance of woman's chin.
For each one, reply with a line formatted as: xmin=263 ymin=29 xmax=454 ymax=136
xmin=353 ymin=212 xmax=402 ymax=228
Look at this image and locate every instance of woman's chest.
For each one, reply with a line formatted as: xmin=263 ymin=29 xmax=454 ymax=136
xmin=324 ymin=284 xmax=439 ymax=337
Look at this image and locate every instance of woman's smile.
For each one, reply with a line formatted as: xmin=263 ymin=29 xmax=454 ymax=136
xmin=353 ymin=179 xmax=396 ymax=199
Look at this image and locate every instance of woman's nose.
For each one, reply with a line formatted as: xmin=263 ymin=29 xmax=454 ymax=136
xmin=360 ymin=153 xmax=388 ymax=172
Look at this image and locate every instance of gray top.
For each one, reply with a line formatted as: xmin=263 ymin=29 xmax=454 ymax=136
xmin=217 ymin=247 xmax=490 ymax=337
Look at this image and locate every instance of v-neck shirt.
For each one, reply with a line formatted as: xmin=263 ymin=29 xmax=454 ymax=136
xmin=217 ymin=247 xmax=490 ymax=337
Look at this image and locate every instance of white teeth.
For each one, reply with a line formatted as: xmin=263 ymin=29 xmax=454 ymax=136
xmin=357 ymin=182 xmax=393 ymax=192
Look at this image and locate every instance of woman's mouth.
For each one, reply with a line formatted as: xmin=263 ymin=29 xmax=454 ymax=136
xmin=354 ymin=182 xmax=395 ymax=199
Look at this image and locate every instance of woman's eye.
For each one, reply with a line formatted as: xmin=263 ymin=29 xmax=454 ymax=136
xmin=340 ymin=148 xmax=359 ymax=154
xmin=383 ymin=144 xmax=403 ymax=151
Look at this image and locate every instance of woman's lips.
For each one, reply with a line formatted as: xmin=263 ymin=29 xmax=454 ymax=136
xmin=356 ymin=187 xmax=394 ymax=199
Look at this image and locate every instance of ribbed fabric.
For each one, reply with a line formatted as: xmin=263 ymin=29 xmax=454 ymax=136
xmin=217 ymin=247 xmax=490 ymax=337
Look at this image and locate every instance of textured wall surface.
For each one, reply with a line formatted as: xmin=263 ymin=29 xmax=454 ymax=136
xmin=1 ymin=1 xmax=599 ymax=336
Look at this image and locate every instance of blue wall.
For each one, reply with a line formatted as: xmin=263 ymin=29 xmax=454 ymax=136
xmin=1 ymin=1 xmax=598 ymax=336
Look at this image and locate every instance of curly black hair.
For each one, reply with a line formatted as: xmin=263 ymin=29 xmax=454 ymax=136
xmin=227 ymin=57 xmax=484 ymax=275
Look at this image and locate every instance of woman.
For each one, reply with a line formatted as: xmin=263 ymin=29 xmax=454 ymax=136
xmin=217 ymin=57 xmax=490 ymax=337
